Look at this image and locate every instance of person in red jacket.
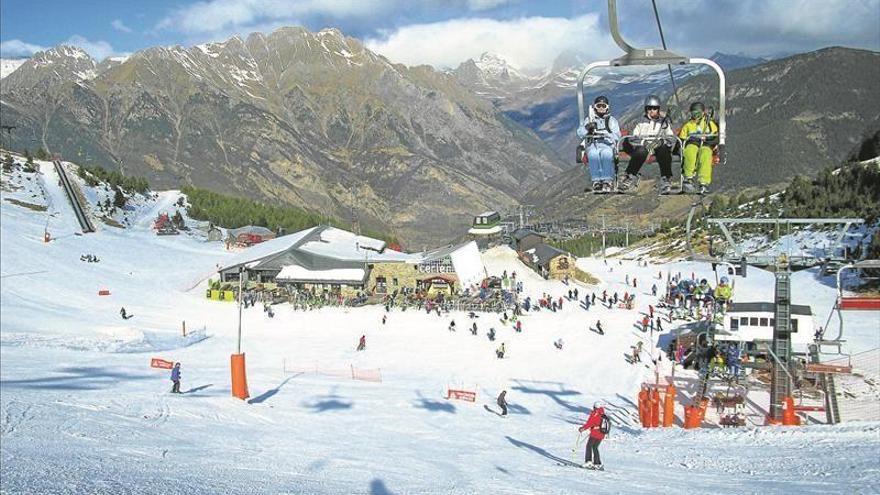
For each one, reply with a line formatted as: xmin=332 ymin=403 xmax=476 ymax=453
xmin=578 ymin=402 xmax=607 ymax=470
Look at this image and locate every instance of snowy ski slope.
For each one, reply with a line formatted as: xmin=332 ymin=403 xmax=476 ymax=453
xmin=1 ymin=164 xmax=879 ymax=494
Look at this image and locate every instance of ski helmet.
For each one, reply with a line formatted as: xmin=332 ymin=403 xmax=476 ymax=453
xmin=593 ymin=95 xmax=610 ymax=114
xmin=720 ymin=276 xmax=729 ymax=284
xmin=644 ymin=94 xmax=662 ymax=110
xmin=593 ymin=401 xmax=602 ymax=409
xmin=700 ymin=279 xmax=708 ymax=285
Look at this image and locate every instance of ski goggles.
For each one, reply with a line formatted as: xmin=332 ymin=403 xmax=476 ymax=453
xmin=594 ymin=103 xmax=609 ymax=110
xmin=646 ymin=106 xmax=660 ymax=111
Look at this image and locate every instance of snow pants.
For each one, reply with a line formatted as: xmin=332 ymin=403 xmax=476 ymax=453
xmin=171 ymin=380 xmax=181 ymax=393
xmin=682 ymin=143 xmax=713 ymax=184
xmin=499 ymin=402 xmax=508 ymax=416
xmin=585 ymin=437 xmax=602 ymax=465
xmin=587 ymin=143 xmax=615 ymax=182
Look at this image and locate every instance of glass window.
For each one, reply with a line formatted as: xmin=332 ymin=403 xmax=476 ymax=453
xmin=749 ymin=317 xmax=759 ymax=326
xmin=730 ymin=319 xmax=739 ymax=330
xmin=792 ymin=319 xmax=799 ymax=331
xmin=740 ymin=317 xmax=749 ymax=327
xmin=393 ymin=278 xmax=399 ymax=286
xmin=759 ymin=318 xmax=769 ymax=327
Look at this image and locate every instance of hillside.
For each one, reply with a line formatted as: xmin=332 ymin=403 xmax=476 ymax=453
xmin=0 ymin=29 xmax=566 ymax=247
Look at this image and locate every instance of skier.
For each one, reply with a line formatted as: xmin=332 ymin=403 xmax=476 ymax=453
xmin=170 ymin=362 xmax=182 ymax=394
xmin=574 ymin=288 xmax=579 ymax=300
xmin=120 ymin=307 xmax=127 ymax=319
xmin=619 ymin=95 xmax=677 ymax=194
xmin=357 ymin=335 xmax=366 ymax=351
xmin=591 ymin=293 xmax=596 ymax=305
xmin=577 ymin=95 xmax=621 ymax=192
xmin=449 ymin=320 xmax=456 ymax=332
xmin=633 ymin=278 xmax=637 ymax=289
xmin=488 ymin=328 xmax=496 ymax=341
xmin=656 ymin=317 xmax=664 ymax=333
xmin=679 ymin=101 xmax=719 ymax=194
xmin=631 ymin=341 xmax=643 ymax=363
xmin=595 ymin=321 xmax=604 ymax=335
xmin=641 ymin=315 xmax=649 ymax=332
xmin=496 ymin=343 xmax=506 ymax=359
xmin=497 ymin=390 xmax=509 ymax=417
xmin=578 ymin=402 xmax=609 ymax=470
xmin=626 ymin=274 xmax=630 ymax=286
xmin=715 ymin=277 xmax=733 ymax=308
xmin=471 ymin=322 xmax=478 ymax=335
xmin=554 ymin=338 xmax=564 ymax=350
xmin=515 ymin=320 xmax=522 ymax=333
xmin=382 ymin=315 xmax=387 ymax=325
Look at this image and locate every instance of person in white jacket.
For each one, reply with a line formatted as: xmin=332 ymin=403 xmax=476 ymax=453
xmin=620 ymin=95 xmax=678 ymax=194
xmin=577 ymin=95 xmax=621 ymax=193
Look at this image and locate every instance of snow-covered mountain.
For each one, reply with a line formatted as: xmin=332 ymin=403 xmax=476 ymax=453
xmin=0 ymin=58 xmax=27 ymax=79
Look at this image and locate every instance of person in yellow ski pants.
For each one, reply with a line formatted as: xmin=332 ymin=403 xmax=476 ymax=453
xmin=678 ymin=101 xmax=718 ymax=194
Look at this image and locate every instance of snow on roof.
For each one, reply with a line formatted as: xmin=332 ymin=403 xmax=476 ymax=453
xmin=476 ymin=211 xmax=499 ymax=218
xmin=218 ymin=227 xmax=318 ymax=272
xmin=729 ymin=302 xmax=812 ymax=316
xmin=276 ymin=265 xmax=366 ymax=284
xmin=468 ymin=225 xmax=503 ymax=235
xmin=297 ymin=226 xmax=414 ymax=262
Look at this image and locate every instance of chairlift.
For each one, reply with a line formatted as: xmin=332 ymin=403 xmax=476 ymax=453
xmin=576 ymin=0 xmax=726 ymax=195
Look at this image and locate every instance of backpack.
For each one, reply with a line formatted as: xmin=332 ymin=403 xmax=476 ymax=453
xmin=599 ymin=414 xmax=611 ymax=435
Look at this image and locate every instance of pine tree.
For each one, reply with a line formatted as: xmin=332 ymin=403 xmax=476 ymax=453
xmin=113 ymin=187 xmax=127 ymax=208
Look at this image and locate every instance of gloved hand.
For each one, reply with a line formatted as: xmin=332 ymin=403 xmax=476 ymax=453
xmin=586 ymin=122 xmax=597 ymax=134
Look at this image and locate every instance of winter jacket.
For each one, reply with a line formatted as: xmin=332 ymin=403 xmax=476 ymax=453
xmin=716 ymin=285 xmax=733 ymax=301
xmin=171 ymin=366 xmax=180 ymax=382
xmin=497 ymin=391 xmax=507 ymax=407
xmin=577 ymin=114 xmax=621 ymax=146
xmin=579 ymin=407 xmax=607 ymax=440
xmin=631 ymin=114 xmax=676 ymax=142
xmin=679 ymin=117 xmax=718 ymax=144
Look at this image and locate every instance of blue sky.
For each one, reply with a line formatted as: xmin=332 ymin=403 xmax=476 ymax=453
xmin=1 ymin=1 xmax=878 ymax=69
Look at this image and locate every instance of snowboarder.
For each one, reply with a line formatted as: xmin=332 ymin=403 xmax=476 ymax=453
xmin=591 ymin=293 xmax=596 ymax=305
xmin=488 ymin=328 xmax=496 ymax=341
xmin=554 ymin=338 xmax=564 ymax=350
xmin=497 ymin=390 xmax=508 ymax=417
xmin=471 ymin=322 xmax=478 ymax=335
xmin=449 ymin=320 xmax=456 ymax=332
xmin=578 ymin=402 xmax=608 ymax=470
xmin=515 ymin=320 xmax=522 ymax=333
xmin=496 ymin=343 xmax=506 ymax=359
xmin=595 ymin=321 xmax=604 ymax=335
xmin=652 ymin=284 xmax=658 ymax=297
xmin=119 ymin=307 xmax=132 ymax=320
xmin=357 ymin=335 xmax=366 ymax=351
xmin=641 ymin=315 xmax=650 ymax=332
xmin=382 ymin=315 xmax=387 ymax=325
xmin=633 ymin=278 xmax=637 ymax=289
xmin=170 ymin=363 xmax=181 ymax=394
xmin=574 ymin=288 xmax=579 ymax=300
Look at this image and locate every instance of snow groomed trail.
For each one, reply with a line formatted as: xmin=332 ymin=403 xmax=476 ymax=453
xmin=2 ymin=168 xmax=879 ymax=494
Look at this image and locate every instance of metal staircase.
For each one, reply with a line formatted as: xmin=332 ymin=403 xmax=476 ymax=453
xmin=808 ymin=344 xmax=841 ymax=424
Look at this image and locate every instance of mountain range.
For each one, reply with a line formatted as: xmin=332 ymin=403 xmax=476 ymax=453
xmin=0 ymin=28 xmax=564 ymax=246
xmin=2 ymin=28 xmax=878 ymax=245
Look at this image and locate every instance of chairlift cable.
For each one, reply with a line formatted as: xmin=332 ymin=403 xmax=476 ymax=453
xmin=650 ymin=0 xmax=682 ymax=115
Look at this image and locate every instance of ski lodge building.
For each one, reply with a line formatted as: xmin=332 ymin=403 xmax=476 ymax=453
xmin=216 ymin=225 xmax=486 ymax=296
xmin=715 ymin=302 xmax=815 ymax=347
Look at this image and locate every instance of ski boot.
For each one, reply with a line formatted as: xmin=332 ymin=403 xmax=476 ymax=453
xmin=698 ymin=182 xmax=710 ymax=195
xmin=582 ymin=461 xmax=594 ymax=469
xmin=593 ymin=464 xmax=604 ymax=471
xmin=601 ymin=181 xmax=614 ymax=194
xmin=682 ymin=176 xmax=697 ymax=194
xmin=658 ymin=176 xmax=673 ymax=195
xmin=617 ymin=173 xmax=639 ymax=192
xmin=591 ymin=181 xmax=604 ymax=193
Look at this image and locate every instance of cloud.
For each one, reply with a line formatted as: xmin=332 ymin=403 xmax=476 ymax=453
xmin=365 ymin=14 xmax=617 ymax=70
xmin=0 ymin=39 xmax=47 ymax=58
xmin=466 ymin=0 xmax=517 ymax=11
xmin=639 ymin=0 xmax=880 ymax=56
xmin=156 ymin=0 xmax=388 ymax=35
xmin=111 ymin=19 xmax=133 ymax=33
xmin=64 ymin=35 xmax=119 ymax=60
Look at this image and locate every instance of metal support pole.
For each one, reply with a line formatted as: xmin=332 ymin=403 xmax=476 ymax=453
xmin=237 ymin=267 xmax=244 ymax=355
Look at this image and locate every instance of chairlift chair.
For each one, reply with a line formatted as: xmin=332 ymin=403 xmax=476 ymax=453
xmin=576 ymin=0 xmax=726 ymax=195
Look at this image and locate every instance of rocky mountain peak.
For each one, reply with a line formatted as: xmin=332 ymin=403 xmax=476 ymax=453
xmin=2 ymin=45 xmax=98 ymax=91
